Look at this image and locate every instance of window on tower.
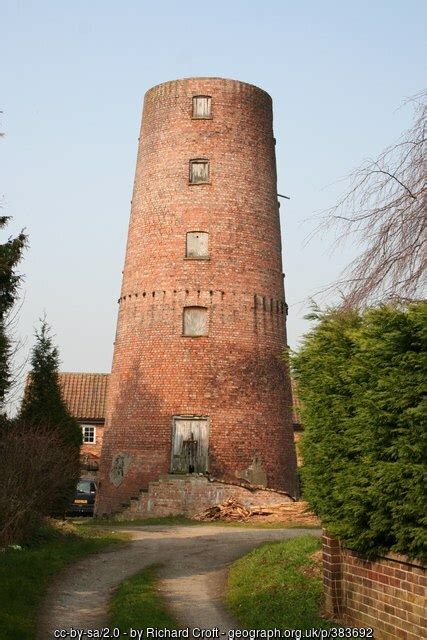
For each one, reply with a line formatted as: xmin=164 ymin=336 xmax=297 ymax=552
xmin=189 ymin=159 xmax=209 ymax=184
xmin=186 ymin=231 xmax=209 ymax=259
xmin=192 ymin=96 xmax=212 ymax=119
xmin=183 ymin=307 xmax=208 ymax=336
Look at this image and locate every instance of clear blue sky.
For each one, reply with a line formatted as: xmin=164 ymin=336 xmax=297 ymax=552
xmin=1 ymin=1 xmax=426 ymax=389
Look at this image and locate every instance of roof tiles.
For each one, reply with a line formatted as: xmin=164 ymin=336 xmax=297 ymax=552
xmin=58 ymin=372 xmax=109 ymax=421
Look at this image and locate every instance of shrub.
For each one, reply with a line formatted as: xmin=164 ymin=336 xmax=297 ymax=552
xmin=0 ymin=422 xmax=80 ymax=546
xmin=291 ymin=302 xmax=426 ymax=561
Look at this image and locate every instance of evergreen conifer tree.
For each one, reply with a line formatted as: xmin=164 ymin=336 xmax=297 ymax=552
xmin=20 ymin=318 xmax=82 ymax=449
xmin=0 ymin=216 xmax=27 ymax=423
xmin=18 ymin=318 xmax=82 ymax=514
xmin=291 ymin=302 xmax=426 ymax=561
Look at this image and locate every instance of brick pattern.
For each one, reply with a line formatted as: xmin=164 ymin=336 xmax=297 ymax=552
xmin=96 ymin=77 xmax=298 ymax=515
xmin=80 ymin=422 xmax=104 ymax=460
xmin=323 ymin=533 xmax=426 ymax=640
xmin=118 ymin=475 xmax=292 ymax=519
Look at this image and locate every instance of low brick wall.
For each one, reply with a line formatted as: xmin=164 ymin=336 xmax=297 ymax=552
xmin=323 ymin=533 xmax=426 ymax=640
xmin=118 ymin=474 xmax=292 ymax=519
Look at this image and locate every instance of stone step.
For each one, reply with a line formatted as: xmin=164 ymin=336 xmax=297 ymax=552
xmin=116 ymin=474 xmax=295 ymax=521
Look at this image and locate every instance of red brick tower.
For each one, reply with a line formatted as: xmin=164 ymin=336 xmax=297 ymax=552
xmin=96 ymin=78 xmax=297 ymax=515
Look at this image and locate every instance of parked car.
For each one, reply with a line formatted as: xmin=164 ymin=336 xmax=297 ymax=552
xmin=68 ymin=478 xmax=97 ymax=516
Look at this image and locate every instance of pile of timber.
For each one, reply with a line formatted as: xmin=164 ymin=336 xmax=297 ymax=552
xmin=250 ymin=501 xmax=319 ymax=524
xmin=193 ymin=498 xmax=252 ymax=521
xmin=193 ymin=497 xmax=319 ymax=525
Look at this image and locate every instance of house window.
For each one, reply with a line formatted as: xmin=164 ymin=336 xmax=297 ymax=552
xmin=186 ymin=231 xmax=209 ymax=259
xmin=189 ymin=159 xmax=209 ymax=184
xmin=183 ymin=307 xmax=208 ymax=336
xmin=82 ymin=425 xmax=96 ymax=444
xmin=192 ymin=96 xmax=212 ymax=119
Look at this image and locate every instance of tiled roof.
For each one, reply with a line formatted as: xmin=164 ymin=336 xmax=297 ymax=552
xmin=291 ymin=378 xmax=302 ymax=427
xmin=58 ymin=373 xmax=109 ymax=421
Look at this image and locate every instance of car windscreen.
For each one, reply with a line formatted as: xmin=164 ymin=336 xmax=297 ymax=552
xmin=77 ymin=481 xmax=93 ymax=493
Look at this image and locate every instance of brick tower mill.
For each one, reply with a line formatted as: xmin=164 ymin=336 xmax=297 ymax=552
xmin=96 ymin=77 xmax=298 ymax=515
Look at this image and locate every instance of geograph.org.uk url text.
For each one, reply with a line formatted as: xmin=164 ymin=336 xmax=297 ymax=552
xmin=54 ymin=627 xmax=375 ymax=639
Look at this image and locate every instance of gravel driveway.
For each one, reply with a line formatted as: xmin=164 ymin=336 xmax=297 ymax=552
xmin=38 ymin=524 xmax=321 ymax=638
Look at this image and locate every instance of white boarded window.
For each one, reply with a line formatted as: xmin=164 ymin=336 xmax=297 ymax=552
xmin=186 ymin=231 xmax=209 ymax=259
xmin=192 ymin=96 xmax=212 ymax=119
xmin=82 ymin=425 xmax=96 ymax=444
xmin=189 ymin=159 xmax=209 ymax=184
xmin=183 ymin=307 xmax=208 ymax=336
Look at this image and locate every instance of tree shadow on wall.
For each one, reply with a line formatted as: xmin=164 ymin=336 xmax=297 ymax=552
xmin=98 ymin=357 xmax=173 ymax=503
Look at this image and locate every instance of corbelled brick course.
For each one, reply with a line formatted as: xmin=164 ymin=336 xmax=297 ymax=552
xmin=96 ymin=77 xmax=298 ymax=515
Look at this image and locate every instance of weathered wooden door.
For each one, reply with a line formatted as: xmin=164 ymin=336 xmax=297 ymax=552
xmin=171 ymin=417 xmax=209 ymax=474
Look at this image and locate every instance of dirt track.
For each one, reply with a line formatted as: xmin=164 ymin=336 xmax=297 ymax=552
xmin=38 ymin=524 xmax=321 ymax=638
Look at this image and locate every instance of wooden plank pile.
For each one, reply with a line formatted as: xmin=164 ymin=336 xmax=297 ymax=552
xmin=250 ymin=501 xmax=319 ymax=524
xmin=193 ymin=498 xmax=252 ymax=521
xmin=193 ymin=497 xmax=320 ymax=525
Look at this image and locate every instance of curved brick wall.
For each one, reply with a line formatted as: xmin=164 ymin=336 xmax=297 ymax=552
xmin=96 ymin=77 xmax=298 ymax=515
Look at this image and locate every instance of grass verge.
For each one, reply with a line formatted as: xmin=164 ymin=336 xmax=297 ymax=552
xmin=109 ymin=564 xmax=178 ymax=631
xmin=0 ymin=521 xmax=127 ymax=640
xmin=226 ymin=535 xmax=332 ymax=629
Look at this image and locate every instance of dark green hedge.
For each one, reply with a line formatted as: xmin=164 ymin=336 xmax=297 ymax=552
xmin=291 ymin=302 xmax=426 ymax=561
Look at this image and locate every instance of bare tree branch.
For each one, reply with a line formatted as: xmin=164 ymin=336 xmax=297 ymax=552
xmin=316 ymin=92 xmax=427 ymax=307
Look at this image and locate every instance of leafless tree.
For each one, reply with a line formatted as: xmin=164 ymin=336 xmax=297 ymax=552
xmin=320 ymin=91 xmax=426 ymax=308
xmin=0 ymin=422 xmax=80 ymax=546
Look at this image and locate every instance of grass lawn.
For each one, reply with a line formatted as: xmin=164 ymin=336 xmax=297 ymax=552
xmin=226 ymin=535 xmax=332 ymax=630
xmin=0 ymin=521 xmax=127 ymax=640
xmin=109 ymin=565 xmax=178 ymax=632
